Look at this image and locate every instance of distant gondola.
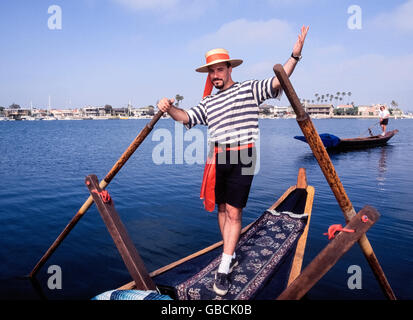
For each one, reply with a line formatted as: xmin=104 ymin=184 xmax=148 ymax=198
xmin=294 ymin=129 xmax=398 ymax=151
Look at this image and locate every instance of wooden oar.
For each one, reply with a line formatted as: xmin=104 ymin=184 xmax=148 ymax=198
xmin=358 ymin=121 xmax=380 ymax=138
xmin=273 ymin=64 xmax=396 ymax=300
xmin=29 ymin=111 xmax=164 ymax=278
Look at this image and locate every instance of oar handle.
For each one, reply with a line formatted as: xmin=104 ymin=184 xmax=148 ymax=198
xmin=273 ymin=64 xmax=355 ymax=218
xmin=274 ymin=65 xmax=307 ymax=120
xmin=104 ymin=110 xmax=164 ymax=184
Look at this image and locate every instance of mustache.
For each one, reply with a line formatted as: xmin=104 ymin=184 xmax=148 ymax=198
xmin=212 ymin=78 xmax=223 ymax=82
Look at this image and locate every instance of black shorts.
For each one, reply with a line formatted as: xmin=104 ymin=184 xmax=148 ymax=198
xmin=215 ymin=146 xmax=256 ymax=209
xmin=380 ymin=118 xmax=389 ymax=125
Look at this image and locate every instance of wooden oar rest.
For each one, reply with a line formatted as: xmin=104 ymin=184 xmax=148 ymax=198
xmin=277 ymin=205 xmax=380 ymax=300
xmin=85 ymin=174 xmax=156 ymax=291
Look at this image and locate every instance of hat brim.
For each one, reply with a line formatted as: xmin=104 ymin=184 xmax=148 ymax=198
xmin=195 ymin=59 xmax=243 ymax=73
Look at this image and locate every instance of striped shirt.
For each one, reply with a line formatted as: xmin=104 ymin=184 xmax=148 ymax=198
xmin=185 ymin=77 xmax=281 ymax=145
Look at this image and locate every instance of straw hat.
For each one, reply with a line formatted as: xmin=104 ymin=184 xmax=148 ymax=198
xmin=196 ymin=48 xmax=243 ymax=73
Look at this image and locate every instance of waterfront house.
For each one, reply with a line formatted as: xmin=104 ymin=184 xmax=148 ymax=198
xmin=4 ymin=108 xmax=31 ymax=120
xmin=258 ymin=104 xmax=274 ymax=118
xmin=273 ymin=106 xmax=289 ymax=117
xmin=336 ymin=104 xmax=354 ymax=110
xmin=131 ymin=106 xmax=155 ymax=117
xmin=358 ymin=105 xmax=378 ymax=117
xmin=112 ymin=107 xmax=129 ymax=118
xmin=304 ymin=104 xmax=333 ymax=118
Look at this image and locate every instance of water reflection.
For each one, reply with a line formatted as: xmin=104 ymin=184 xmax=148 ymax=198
xmin=295 ymin=145 xmax=392 ymax=192
xmin=377 ymin=146 xmax=391 ymax=189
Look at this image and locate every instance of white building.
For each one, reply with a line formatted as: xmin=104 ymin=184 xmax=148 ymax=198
xmin=273 ymin=106 xmax=289 ymax=117
xmin=304 ymin=104 xmax=333 ymax=118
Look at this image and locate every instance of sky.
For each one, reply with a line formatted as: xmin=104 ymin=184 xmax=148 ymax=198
xmin=0 ymin=0 xmax=412 ymax=111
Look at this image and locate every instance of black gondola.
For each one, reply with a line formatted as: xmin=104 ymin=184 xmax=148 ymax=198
xmin=294 ymin=129 xmax=398 ymax=151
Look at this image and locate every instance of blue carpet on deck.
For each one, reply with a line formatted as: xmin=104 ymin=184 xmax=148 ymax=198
xmin=153 ymin=189 xmax=308 ymax=300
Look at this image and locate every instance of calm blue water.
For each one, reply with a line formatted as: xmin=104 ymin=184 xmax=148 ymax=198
xmin=0 ymin=119 xmax=412 ymax=300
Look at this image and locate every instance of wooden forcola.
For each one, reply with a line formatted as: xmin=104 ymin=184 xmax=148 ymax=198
xmin=277 ymin=206 xmax=380 ymax=300
xmin=86 ymin=174 xmax=156 ymax=290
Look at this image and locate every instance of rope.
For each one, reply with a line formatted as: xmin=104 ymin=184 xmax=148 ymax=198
xmin=323 ymin=224 xmax=354 ymax=240
xmin=92 ymin=189 xmax=112 ymax=204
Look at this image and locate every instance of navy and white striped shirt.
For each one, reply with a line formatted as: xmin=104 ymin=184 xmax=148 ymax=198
xmin=185 ymin=77 xmax=281 ymax=145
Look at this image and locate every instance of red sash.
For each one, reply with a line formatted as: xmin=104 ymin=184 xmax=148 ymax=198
xmin=200 ymin=143 xmax=254 ymax=212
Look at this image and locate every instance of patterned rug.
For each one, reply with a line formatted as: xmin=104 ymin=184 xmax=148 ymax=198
xmin=175 ymin=210 xmax=308 ymax=300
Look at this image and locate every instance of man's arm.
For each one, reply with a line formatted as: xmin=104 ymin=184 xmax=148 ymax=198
xmin=272 ymin=25 xmax=309 ymax=91
xmin=157 ymin=98 xmax=190 ymax=124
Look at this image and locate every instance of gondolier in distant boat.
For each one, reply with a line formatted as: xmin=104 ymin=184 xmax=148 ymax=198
xmin=157 ymin=25 xmax=309 ymax=296
xmin=379 ymin=105 xmax=390 ymax=136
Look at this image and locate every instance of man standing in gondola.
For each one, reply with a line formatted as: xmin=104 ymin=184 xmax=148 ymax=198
xmin=157 ymin=25 xmax=309 ymax=296
xmin=379 ymin=105 xmax=390 ymax=136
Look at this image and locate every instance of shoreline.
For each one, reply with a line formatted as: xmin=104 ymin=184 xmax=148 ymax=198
xmin=1 ymin=115 xmax=412 ymax=121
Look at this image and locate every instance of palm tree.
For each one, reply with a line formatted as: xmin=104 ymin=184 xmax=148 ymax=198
xmin=9 ymin=103 xmax=20 ymax=109
xmin=147 ymin=105 xmax=155 ymax=116
xmin=175 ymin=94 xmax=184 ymax=106
xmin=347 ymin=92 xmax=352 ymax=104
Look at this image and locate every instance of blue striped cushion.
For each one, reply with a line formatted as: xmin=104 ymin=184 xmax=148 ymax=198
xmin=92 ymin=290 xmax=172 ymax=300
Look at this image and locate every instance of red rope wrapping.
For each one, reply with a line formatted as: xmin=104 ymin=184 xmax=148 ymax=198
xmin=92 ymin=189 xmax=112 ymax=204
xmin=323 ymin=224 xmax=355 ymax=240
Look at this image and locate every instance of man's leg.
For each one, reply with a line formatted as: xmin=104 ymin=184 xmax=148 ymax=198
xmin=214 ymin=203 xmax=242 ymax=296
xmin=218 ymin=203 xmax=242 ymax=256
xmin=216 ymin=203 xmax=241 ymax=274
xmin=217 ymin=203 xmax=226 ymax=239
xmin=222 ymin=203 xmax=242 ymax=256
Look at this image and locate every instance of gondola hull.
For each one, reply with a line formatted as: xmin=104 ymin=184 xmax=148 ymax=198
xmin=331 ymin=129 xmax=398 ymax=151
xmin=115 ymin=169 xmax=315 ymax=300
xmin=294 ymin=130 xmax=398 ymax=152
